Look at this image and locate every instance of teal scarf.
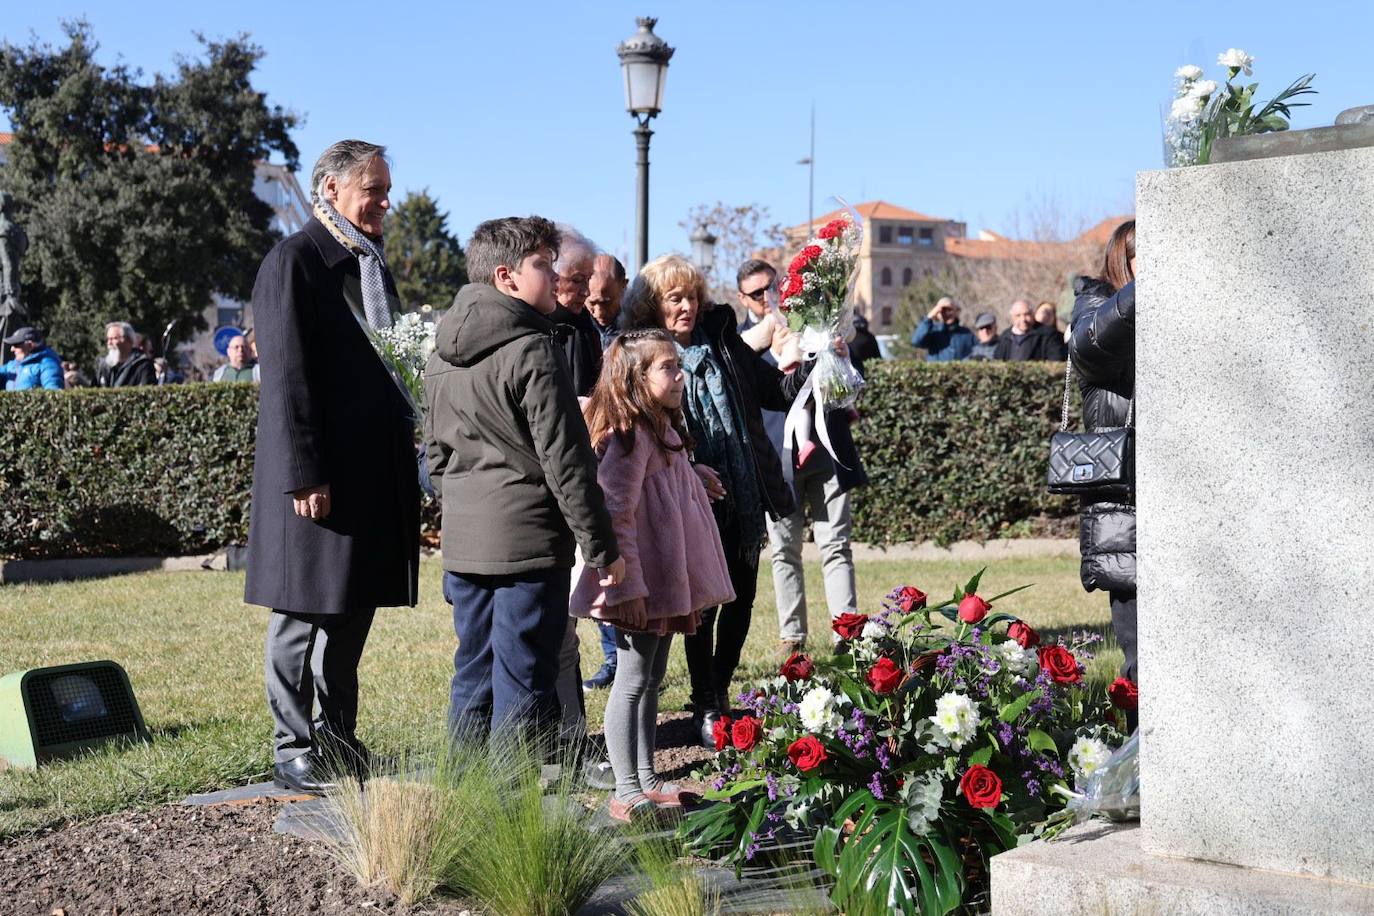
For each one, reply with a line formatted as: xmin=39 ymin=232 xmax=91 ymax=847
xmin=678 ymin=331 xmax=764 ymax=556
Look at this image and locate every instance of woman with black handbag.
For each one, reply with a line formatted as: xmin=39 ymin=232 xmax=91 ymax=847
xmin=1069 ymin=220 xmax=1137 ymax=728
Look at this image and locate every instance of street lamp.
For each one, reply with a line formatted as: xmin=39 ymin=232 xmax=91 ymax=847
xmin=797 ymin=103 xmax=815 ymax=236
xmin=689 ymin=223 xmax=717 ymax=274
xmin=616 ymin=17 xmax=674 ymax=273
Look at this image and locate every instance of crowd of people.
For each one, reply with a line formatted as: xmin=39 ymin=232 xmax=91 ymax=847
xmin=5 ymin=136 xmax=1138 ymax=824
xmin=244 ymin=140 xmax=877 ymax=822
xmin=0 ymin=320 xmax=260 ymax=391
xmin=911 ymin=295 xmax=1068 ymax=362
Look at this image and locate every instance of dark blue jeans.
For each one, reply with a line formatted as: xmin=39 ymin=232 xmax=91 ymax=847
xmin=444 ymin=568 xmax=571 ymax=740
xmin=598 ymin=621 xmax=618 ymax=668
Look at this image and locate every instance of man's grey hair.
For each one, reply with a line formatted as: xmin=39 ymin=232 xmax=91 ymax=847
xmin=311 ymin=140 xmax=387 ymax=205
xmin=594 ymin=253 xmax=628 ymax=283
xmin=466 ymin=216 xmax=562 ymax=289
xmin=105 ymin=321 xmax=136 ymax=341
xmin=553 ymin=223 xmax=597 ymax=275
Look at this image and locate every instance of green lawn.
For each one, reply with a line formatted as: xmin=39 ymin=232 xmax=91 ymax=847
xmin=0 ymin=554 xmax=1113 ymax=837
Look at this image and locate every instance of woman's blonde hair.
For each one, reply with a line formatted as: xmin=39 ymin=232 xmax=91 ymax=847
xmin=621 ymin=254 xmax=712 ymax=332
xmin=583 ymin=329 xmax=692 ymax=457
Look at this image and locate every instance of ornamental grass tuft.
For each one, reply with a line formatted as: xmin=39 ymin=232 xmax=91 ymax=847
xmin=319 ymin=732 xmax=627 ymax=914
xmin=624 ymin=833 xmax=721 ymax=916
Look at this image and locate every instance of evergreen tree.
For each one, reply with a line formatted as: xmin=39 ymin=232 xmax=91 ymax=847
xmin=383 ymin=190 xmax=466 ymax=310
xmin=0 ymin=22 xmax=298 ymax=361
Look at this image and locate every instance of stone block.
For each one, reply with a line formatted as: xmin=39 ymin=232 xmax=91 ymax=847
xmin=992 ymin=822 xmax=1374 ymax=915
xmin=1135 ymin=146 xmax=1374 ymax=884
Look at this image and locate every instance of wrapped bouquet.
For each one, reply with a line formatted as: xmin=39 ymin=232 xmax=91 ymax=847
xmin=371 ymin=308 xmax=437 ymax=423
xmin=778 ymin=212 xmax=865 ymax=467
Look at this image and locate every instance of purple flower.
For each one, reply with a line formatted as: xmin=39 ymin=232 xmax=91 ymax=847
xmin=868 ymin=770 xmax=885 ymax=800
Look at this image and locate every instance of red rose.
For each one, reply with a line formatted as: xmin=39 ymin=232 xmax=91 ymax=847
xmin=731 ymin=716 xmax=762 ymax=752
xmin=895 ymin=586 xmax=927 ymax=613
xmin=712 ymin=715 xmax=733 ymax=752
xmin=1038 ymin=645 xmax=1081 ymax=684
xmin=957 ymin=594 xmax=990 ymax=624
xmin=801 ymin=244 xmax=822 ymax=261
xmin=1108 ymin=676 xmax=1138 ymax=710
xmin=832 ymin=612 xmax=869 ymax=641
xmin=866 ymin=657 xmax=903 ymax=695
xmin=788 ymin=253 xmax=809 ymax=274
xmin=959 ymin=764 xmax=1002 ymax=809
xmin=1007 ymin=620 xmax=1040 ymax=649
xmin=780 ymin=652 xmax=814 ymax=682
xmin=787 ymin=736 xmax=827 ymax=773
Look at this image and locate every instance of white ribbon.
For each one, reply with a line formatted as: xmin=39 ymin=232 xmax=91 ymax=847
xmin=782 ymin=326 xmax=846 ymax=472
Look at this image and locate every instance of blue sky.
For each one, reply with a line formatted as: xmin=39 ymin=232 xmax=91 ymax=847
xmin=3 ymin=1 xmax=1368 ymax=267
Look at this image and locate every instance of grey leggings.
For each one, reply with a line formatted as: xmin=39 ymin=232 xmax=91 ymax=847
xmin=605 ymin=629 xmax=672 ymax=802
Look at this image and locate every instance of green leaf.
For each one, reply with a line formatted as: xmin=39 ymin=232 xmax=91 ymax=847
xmin=962 ymin=566 xmax=987 ymax=598
xmin=1026 ymin=728 xmax=1058 ymax=755
xmin=984 ymin=582 xmax=1034 ymax=604
xmin=999 ymin=688 xmax=1042 ymax=723
xmin=968 ymin=745 xmax=993 ymax=767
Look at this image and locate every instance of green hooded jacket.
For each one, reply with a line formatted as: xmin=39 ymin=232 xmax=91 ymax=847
xmin=423 ymin=283 xmax=619 ymax=575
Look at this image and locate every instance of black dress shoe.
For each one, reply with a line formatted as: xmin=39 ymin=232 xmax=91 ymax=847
xmin=273 ymin=752 xmax=339 ymax=794
xmin=695 ymin=710 xmax=723 ymax=750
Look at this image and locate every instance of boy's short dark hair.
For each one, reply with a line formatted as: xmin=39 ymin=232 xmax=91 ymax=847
xmin=466 ymin=216 xmax=562 ymax=287
xmin=736 ymin=258 xmax=776 ymax=290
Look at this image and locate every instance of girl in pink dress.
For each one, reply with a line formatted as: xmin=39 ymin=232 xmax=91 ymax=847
xmin=570 ymin=329 xmax=735 ymax=823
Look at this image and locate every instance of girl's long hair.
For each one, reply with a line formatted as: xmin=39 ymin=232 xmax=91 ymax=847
xmin=583 ymin=329 xmax=693 ymax=456
xmin=1102 ymin=219 xmax=1136 ymax=292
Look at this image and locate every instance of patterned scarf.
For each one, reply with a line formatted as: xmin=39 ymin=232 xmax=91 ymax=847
xmin=313 ymin=200 xmax=394 ymax=331
xmin=678 ymin=332 xmax=765 ymax=554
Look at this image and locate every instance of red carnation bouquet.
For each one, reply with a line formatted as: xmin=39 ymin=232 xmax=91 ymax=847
xmin=777 ymin=209 xmax=866 ymax=465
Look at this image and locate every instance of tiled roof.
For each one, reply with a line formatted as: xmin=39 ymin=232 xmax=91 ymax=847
xmin=787 ymin=200 xmax=951 ymax=233
xmin=0 ymin=132 xmax=11 ymax=145
xmin=945 ymin=214 xmax=1134 ymax=260
xmin=1077 ymin=214 xmax=1134 ymax=246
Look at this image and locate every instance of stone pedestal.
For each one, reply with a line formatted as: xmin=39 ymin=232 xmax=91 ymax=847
xmin=993 ymin=143 xmax=1374 ymax=910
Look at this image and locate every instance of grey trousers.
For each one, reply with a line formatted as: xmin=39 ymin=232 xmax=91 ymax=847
xmin=604 ymin=629 xmax=672 ymax=802
xmin=264 ymin=608 xmax=375 ymax=764
xmin=767 ymin=463 xmax=857 ymax=645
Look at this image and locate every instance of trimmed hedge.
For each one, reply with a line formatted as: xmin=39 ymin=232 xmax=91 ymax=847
xmin=0 ymin=364 xmax=1077 ymax=559
xmin=1 ymin=385 xmax=259 ymax=559
xmin=849 ymin=360 xmax=1077 ymax=546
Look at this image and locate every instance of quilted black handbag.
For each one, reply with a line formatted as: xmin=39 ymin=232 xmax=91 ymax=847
xmin=1047 ymin=358 xmax=1133 ymax=499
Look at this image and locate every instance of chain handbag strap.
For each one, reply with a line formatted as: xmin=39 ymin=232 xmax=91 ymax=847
xmin=1061 ymin=356 xmax=1134 ymax=431
xmin=1060 ymin=357 xmax=1075 ymax=431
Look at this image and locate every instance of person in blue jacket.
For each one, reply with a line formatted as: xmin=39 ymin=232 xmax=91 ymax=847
xmin=0 ymin=327 xmax=64 ymax=390
xmin=911 ymin=296 xmax=974 ymax=361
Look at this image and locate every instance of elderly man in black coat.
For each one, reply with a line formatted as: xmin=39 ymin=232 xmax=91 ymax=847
xmin=244 ymin=139 xmax=419 ymax=794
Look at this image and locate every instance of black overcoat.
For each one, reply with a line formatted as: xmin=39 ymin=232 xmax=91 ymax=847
xmin=244 ymin=218 xmax=420 ymax=615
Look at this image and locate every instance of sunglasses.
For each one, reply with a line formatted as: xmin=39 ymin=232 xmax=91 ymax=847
xmin=741 ymin=285 xmax=773 ymax=302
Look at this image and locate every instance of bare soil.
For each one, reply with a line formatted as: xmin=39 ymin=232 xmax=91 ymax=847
xmin=0 ymin=714 xmax=717 ymax=915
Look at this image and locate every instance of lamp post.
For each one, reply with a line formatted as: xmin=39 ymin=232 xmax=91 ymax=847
xmin=616 ymin=17 xmax=674 ymax=273
xmin=687 ymin=221 xmax=719 ymax=289
xmin=796 ymin=103 xmax=815 ymax=236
